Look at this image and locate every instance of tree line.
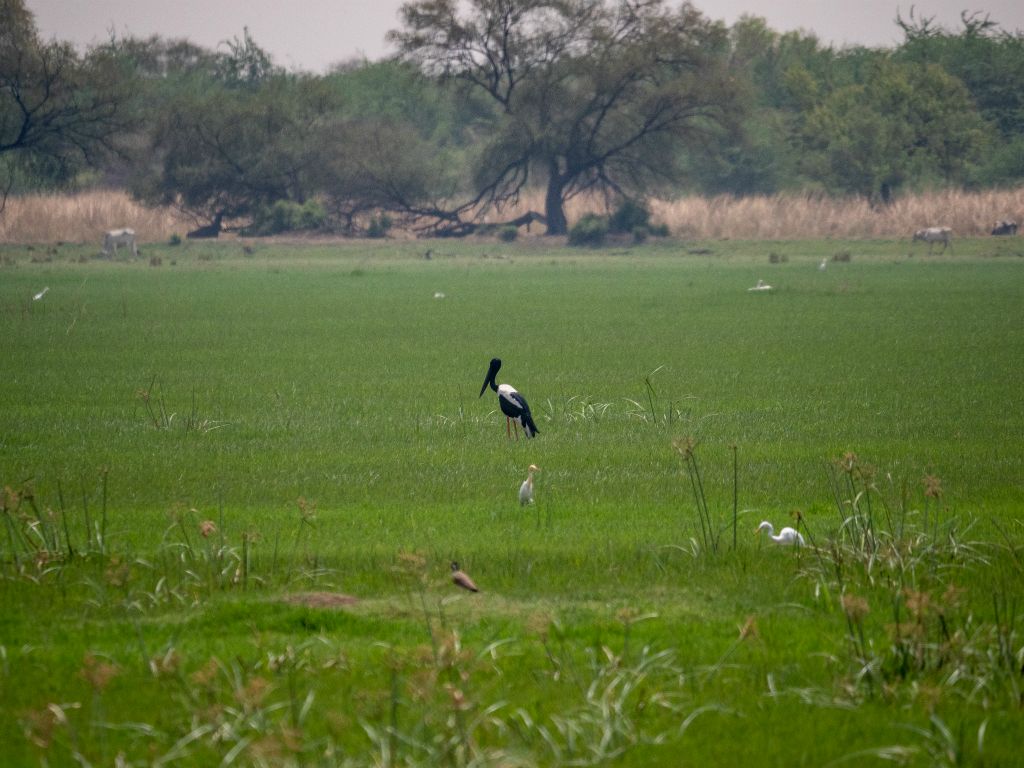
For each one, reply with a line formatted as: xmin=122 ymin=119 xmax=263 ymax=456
xmin=2 ymin=0 xmax=1022 ymax=237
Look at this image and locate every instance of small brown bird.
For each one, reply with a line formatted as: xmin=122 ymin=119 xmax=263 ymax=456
xmin=450 ymin=561 xmax=479 ymax=592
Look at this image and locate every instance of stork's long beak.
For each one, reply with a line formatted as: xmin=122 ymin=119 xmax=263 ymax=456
xmin=479 ymin=359 xmax=500 ymax=397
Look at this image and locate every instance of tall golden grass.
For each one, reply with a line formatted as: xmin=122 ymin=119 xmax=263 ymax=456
xmin=0 ymin=190 xmax=190 ymax=245
xmin=1 ymin=187 xmax=1021 ymax=244
xmin=498 ymin=187 xmax=1024 ymax=239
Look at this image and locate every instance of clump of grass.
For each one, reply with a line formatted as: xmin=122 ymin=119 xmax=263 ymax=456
xmin=135 ymin=377 xmax=227 ymax=434
xmin=673 ymin=437 xmax=720 ymax=554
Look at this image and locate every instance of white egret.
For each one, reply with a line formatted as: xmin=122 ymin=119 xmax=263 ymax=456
xmin=479 ymin=358 xmax=539 ymax=439
xmin=818 ymin=258 xmax=827 ymax=271
xmin=748 ymin=279 xmax=772 ymax=292
xmin=755 ymin=520 xmax=806 ymax=546
xmin=450 ymin=562 xmax=479 ymax=592
xmin=519 ymin=464 xmax=540 ymax=505
xmin=33 ymin=286 xmax=49 ymax=301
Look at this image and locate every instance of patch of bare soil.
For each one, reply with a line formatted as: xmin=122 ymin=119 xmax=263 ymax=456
xmin=282 ymin=591 xmax=359 ymax=608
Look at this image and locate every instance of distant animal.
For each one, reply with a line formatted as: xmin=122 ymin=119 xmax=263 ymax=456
xmin=755 ymin=520 xmax=806 ymax=546
xmin=818 ymin=259 xmax=827 ymax=271
xmin=102 ymin=228 xmax=138 ymax=257
xmin=912 ymin=227 xmax=952 ymax=254
xmin=450 ymin=562 xmax=479 ymax=592
xmin=748 ymin=279 xmax=772 ymax=292
xmin=519 ymin=464 xmax=540 ymax=505
xmin=32 ymin=286 xmax=49 ymax=301
xmin=991 ymin=220 xmax=1018 ymax=236
xmin=479 ymin=358 xmax=539 ymax=439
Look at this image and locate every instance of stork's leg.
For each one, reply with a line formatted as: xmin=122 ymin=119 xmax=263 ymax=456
xmin=506 ymin=417 xmax=511 ymax=439
xmin=513 ymin=420 xmax=520 ymax=440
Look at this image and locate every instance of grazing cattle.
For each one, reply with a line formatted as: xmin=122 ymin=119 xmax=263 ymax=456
xmin=991 ymin=220 xmax=1018 ymax=236
xmin=912 ymin=227 xmax=952 ymax=254
xmin=102 ymin=228 xmax=138 ymax=257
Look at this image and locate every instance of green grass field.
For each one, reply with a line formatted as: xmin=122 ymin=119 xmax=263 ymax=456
xmin=1 ymin=237 xmax=1023 ymax=766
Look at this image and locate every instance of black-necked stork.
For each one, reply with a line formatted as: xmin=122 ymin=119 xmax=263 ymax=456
xmin=519 ymin=464 xmax=540 ymax=505
xmin=450 ymin=562 xmax=479 ymax=592
xmin=479 ymin=358 xmax=540 ymax=439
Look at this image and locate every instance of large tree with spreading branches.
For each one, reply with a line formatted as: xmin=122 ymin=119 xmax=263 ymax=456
xmin=389 ymin=0 xmax=741 ymax=234
xmin=0 ymin=0 xmax=131 ymax=205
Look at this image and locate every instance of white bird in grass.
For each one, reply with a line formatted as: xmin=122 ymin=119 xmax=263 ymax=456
xmin=748 ymin=279 xmax=772 ymax=292
xmin=519 ymin=464 xmax=540 ymax=505
xmin=755 ymin=520 xmax=806 ymax=546
xmin=819 ymin=258 xmax=828 ymax=271
xmin=33 ymin=286 xmax=49 ymax=301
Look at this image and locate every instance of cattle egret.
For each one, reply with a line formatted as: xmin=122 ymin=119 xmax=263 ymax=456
xmin=519 ymin=464 xmax=540 ymax=505
xmin=755 ymin=520 xmax=805 ymax=546
xmin=32 ymin=287 xmax=49 ymax=301
xmin=450 ymin=562 xmax=479 ymax=592
xmin=479 ymin=358 xmax=540 ymax=439
xmin=748 ymin=279 xmax=772 ymax=292
xmin=819 ymin=259 xmax=827 ymax=271
xmin=433 ymin=291 xmax=446 ymax=299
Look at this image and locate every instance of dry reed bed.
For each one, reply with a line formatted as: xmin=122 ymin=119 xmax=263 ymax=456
xmin=649 ymin=188 xmax=1024 ymax=240
xmin=0 ymin=191 xmax=189 ymax=245
xmin=1 ymin=188 xmax=1022 ymax=244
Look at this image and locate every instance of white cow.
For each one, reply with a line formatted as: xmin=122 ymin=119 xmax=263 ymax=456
xmin=102 ymin=228 xmax=138 ymax=257
xmin=912 ymin=227 xmax=952 ymax=254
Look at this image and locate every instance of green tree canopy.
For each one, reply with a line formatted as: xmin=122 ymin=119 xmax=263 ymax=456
xmin=799 ymin=58 xmax=987 ymax=201
xmin=130 ymin=74 xmax=335 ymax=232
xmin=0 ymin=0 xmax=132 ymax=200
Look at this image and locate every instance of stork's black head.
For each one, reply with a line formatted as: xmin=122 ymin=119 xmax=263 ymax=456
xmin=479 ymin=358 xmax=502 ymax=397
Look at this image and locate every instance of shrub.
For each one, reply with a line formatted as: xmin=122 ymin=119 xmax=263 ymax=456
xmin=498 ymin=225 xmax=518 ymax=242
xmin=367 ymin=213 xmax=392 ymax=239
xmin=569 ymin=214 xmax=609 ymax=246
xmin=168 ymin=233 xmax=182 ymax=246
xmin=648 ymin=223 xmax=670 ymax=237
xmin=632 ymin=226 xmax=649 ymax=244
xmin=609 ymin=199 xmax=651 ymax=234
xmin=244 ymin=200 xmax=327 ymax=236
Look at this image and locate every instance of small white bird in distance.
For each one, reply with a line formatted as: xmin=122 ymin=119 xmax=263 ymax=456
xmin=33 ymin=287 xmax=49 ymax=301
xmin=819 ymin=258 xmax=828 ymax=271
xmin=748 ymin=279 xmax=772 ymax=292
xmin=755 ymin=520 xmax=806 ymax=546
xmin=519 ymin=464 xmax=540 ymax=505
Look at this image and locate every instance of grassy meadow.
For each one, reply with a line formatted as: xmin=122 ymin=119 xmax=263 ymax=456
xmin=1 ymin=235 xmax=1023 ymax=766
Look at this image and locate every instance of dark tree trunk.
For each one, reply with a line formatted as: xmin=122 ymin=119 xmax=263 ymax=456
xmin=544 ymin=163 xmax=568 ymax=235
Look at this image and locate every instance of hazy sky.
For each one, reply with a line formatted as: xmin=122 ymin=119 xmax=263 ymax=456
xmin=28 ymin=1 xmax=1024 ymax=73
